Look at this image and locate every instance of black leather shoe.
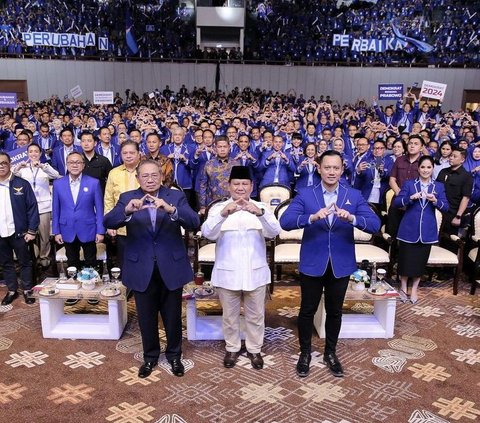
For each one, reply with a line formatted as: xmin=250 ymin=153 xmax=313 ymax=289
xmin=138 ymin=361 xmax=158 ymax=378
xmin=223 ymin=351 xmax=240 ymax=368
xmin=296 ymin=352 xmax=311 ymax=377
xmin=247 ymin=352 xmax=264 ymax=370
xmin=323 ymin=353 xmax=344 ymax=377
xmin=169 ymin=358 xmax=184 ymax=377
xmin=2 ymin=291 xmax=18 ymax=305
xmin=23 ymin=290 xmax=35 ymax=305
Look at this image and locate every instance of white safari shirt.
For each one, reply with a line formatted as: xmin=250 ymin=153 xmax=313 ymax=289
xmin=201 ymin=198 xmax=281 ymax=291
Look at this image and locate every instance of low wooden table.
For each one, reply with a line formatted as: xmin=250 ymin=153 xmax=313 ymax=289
xmin=33 ymin=278 xmax=128 ymax=340
xmin=313 ymin=283 xmax=399 ymax=339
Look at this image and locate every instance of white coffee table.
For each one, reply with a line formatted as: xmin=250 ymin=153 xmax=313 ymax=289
xmin=313 ymin=283 xmax=399 ymax=339
xmin=35 ymin=278 xmax=128 ymax=340
xmin=185 ymin=288 xmax=245 ymax=341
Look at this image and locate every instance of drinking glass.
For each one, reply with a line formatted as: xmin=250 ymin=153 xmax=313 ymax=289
xmin=377 ymin=268 xmax=387 ymax=290
xmin=111 ymin=267 xmax=121 ymax=286
xmin=67 ymin=266 xmax=77 ymax=280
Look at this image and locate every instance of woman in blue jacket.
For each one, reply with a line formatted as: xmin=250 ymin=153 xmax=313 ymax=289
xmin=393 ymin=156 xmax=449 ymax=304
xmin=295 ymin=142 xmax=320 ymax=190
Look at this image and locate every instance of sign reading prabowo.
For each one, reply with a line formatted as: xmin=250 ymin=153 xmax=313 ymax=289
xmin=21 ymin=32 xmax=108 ymax=50
xmin=420 ymin=80 xmax=447 ymax=101
xmin=93 ymin=91 xmax=114 ymax=105
xmin=378 ymin=84 xmax=404 ymax=100
xmin=0 ymin=92 xmax=17 ymax=108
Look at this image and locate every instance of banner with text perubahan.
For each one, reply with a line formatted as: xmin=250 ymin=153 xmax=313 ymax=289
xmin=22 ymin=32 xmax=109 ymax=50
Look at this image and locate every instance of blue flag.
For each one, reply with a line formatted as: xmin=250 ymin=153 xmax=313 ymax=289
xmin=125 ymin=10 xmax=139 ymax=55
xmin=391 ymin=21 xmax=434 ymax=53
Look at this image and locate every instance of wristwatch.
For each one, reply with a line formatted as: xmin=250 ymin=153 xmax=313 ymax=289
xmin=258 ymin=208 xmax=265 ymax=217
xmin=455 ymin=215 xmax=461 ymax=219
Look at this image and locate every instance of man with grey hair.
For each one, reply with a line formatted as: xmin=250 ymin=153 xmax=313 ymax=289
xmin=104 ymin=159 xmax=200 ymax=378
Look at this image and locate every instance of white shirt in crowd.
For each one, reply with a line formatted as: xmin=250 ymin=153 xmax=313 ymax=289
xmin=0 ymin=172 xmax=15 ymax=237
xmin=14 ymin=163 xmax=60 ymax=214
xmin=201 ymin=198 xmax=281 ymax=291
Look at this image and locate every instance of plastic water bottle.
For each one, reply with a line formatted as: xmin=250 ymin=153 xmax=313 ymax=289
xmin=58 ymin=259 xmax=66 ymax=280
xmin=371 ymin=262 xmax=377 ymax=290
xmin=102 ymin=260 xmax=110 ymax=284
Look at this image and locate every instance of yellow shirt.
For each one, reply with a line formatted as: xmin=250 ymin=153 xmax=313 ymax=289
xmin=104 ymin=165 xmax=139 ymax=236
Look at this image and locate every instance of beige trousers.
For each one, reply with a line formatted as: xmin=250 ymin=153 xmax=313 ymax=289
xmin=217 ymin=285 xmax=267 ymax=354
xmin=38 ymin=212 xmax=52 ymax=260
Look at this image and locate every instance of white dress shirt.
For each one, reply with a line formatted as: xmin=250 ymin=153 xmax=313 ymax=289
xmin=69 ymin=174 xmax=82 ymax=204
xmin=0 ymin=173 xmax=15 ymax=237
xmin=201 ymin=198 xmax=281 ymax=291
xmin=101 ymin=145 xmax=113 ymax=165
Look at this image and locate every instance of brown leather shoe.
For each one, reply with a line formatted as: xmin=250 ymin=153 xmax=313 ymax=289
xmin=223 ymin=351 xmax=239 ymax=368
xmin=247 ymin=352 xmax=264 ymax=369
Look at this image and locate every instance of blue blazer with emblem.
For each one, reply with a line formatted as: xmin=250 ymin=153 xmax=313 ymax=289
xmin=159 ymin=143 xmax=193 ymax=189
xmin=52 ymin=174 xmax=105 ymax=243
xmin=103 ymin=186 xmax=200 ymax=292
xmin=353 ymin=155 xmax=394 ymax=202
xmin=51 ymin=145 xmax=83 ymax=176
xmin=259 ymin=150 xmax=295 ymax=188
xmin=393 ymin=179 xmax=449 ymax=244
xmin=279 ymin=183 xmax=381 ymax=278
xmin=8 ymin=175 xmax=40 ymax=238
xmin=94 ymin=143 xmax=122 ymax=167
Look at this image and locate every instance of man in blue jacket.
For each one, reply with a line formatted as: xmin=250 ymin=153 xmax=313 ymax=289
xmin=104 ymin=160 xmax=200 ymax=379
xmin=0 ymin=152 xmax=39 ymax=305
xmin=52 ymin=152 xmax=105 ymax=270
xmin=280 ymin=150 xmax=380 ymax=378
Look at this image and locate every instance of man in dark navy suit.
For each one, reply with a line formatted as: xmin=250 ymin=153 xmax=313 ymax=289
xmin=104 ymin=160 xmax=200 ymax=378
xmin=0 ymin=152 xmax=39 ymax=305
xmin=280 ymin=151 xmax=380 ymax=378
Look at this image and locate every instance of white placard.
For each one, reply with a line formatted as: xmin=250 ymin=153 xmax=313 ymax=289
xmin=70 ymin=85 xmax=83 ymax=99
xmin=148 ymin=92 xmax=155 ymax=99
xmin=93 ymin=91 xmax=114 ymax=105
xmin=420 ymin=80 xmax=447 ymax=101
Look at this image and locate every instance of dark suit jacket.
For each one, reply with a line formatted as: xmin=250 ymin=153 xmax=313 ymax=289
xmin=103 ymin=186 xmax=200 ymax=292
xmin=280 ymin=183 xmax=381 ymax=278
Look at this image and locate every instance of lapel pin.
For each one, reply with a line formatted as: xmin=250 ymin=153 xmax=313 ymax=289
xmin=83 ymin=187 xmax=89 ymax=192
xmin=345 ymin=199 xmax=352 ymax=205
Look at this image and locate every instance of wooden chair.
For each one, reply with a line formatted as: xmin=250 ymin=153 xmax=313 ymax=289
xmin=193 ymin=199 xmax=224 ymax=273
xmin=427 ymin=210 xmax=464 ymax=295
xmin=271 ymin=199 xmax=303 ymax=286
xmin=384 ymin=209 xmax=464 ymax=295
xmin=354 ymin=226 xmax=390 ymax=269
xmin=54 ymin=243 xmax=107 ymax=274
xmin=259 ymin=184 xmax=291 ymax=214
xmin=465 ymin=207 xmax=480 ymax=294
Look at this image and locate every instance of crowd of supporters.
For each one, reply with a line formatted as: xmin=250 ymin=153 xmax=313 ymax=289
xmin=245 ymin=0 xmax=480 ymax=65
xmin=1 ymin=86 xmax=479 ymax=223
xmin=0 ymin=0 xmax=478 ymax=65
